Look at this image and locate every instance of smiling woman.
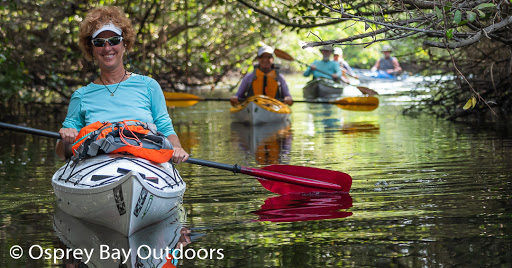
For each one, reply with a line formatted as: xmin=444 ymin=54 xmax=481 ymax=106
xmin=55 ymin=6 xmax=189 ymax=164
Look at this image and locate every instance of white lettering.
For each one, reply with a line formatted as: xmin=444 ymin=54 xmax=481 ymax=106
xmin=53 ymin=248 xmax=65 ymax=263
xmin=184 ymin=248 xmax=196 ymax=259
xmin=82 ymin=248 xmax=94 ymax=264
xmin=28 ymin=245 xmax=44 ymax=259
xmin=100 ymin=245 xmax=110 ymax=259
xmin=216 ymin=249 xmax=224 ymax=259
xmin=172 ymin=244 xmax=183 ymax=259
xmin=121 ymin=248 xmax=132 ymax=264
xmin=197 ymin=249 xmax=208 ymax=259
xmin=137 ymin=245 xmax=151 ymax=260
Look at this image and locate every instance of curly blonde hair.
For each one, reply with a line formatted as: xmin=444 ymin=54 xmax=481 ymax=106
xmin=78 ymin=6 xmax=135 ymax=61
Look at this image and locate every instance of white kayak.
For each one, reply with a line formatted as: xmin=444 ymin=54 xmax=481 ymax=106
xmin=230 ymin=95 xmax=291 ymax=125
xmin=53 ymin=206 xmax=184 ymax=267
xmin=52 ymin=154 xmax=186 ymax=236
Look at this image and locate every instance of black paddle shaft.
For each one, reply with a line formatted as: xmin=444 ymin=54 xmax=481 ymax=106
xmin=0 ymin=122 xmax=61 ymax=139
xmin=185 ymin=157 xmax=242 ymax=173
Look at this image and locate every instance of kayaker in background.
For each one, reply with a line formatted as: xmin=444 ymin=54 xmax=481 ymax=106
xmin=56 ymin=6 xmax=189 ymax=164
xmin=371 ymin=45 xmax=402 ymax=75
xmin=303 ymin=45 xmax=342 ymax=81
xmin=230 ymin=45 xmax=293 ymax=106
xmin=333 ymin=47 xmax=358 ymax=82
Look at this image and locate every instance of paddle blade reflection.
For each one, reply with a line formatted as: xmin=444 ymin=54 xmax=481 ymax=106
xmin=253 ymin=193 xmax=353 ymax=222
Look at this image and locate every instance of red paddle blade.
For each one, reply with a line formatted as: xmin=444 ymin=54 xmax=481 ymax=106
xmin=242 ymin=165 xmax=352 ymax=194
xmin=253 ymin=192 xmax=353 ymax=222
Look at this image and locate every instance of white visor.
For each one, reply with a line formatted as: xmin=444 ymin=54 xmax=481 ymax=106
xmin=92 ymin=23 xmax=123 ymax=38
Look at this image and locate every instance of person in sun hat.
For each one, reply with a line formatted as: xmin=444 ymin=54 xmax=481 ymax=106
xmin=371 ymin=44 xmax=402 ymax=75
xmin=230 ymin=45 xmax=293 ymax=106
xmin=56 ymin=6 xmax=189 ymax=164
xmin=303 ymin=45 xmax=342 ymax=81
xmin=333 ymin=47 xmax=358 ymax=82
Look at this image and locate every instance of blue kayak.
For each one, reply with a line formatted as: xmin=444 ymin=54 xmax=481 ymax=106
xmin=355 ymin=69 xmax=408 ymax=82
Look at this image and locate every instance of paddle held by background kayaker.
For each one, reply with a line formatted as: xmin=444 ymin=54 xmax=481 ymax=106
xmin=230 ymin=45 xmax=293 ymax=106
xmin=371 ymin=45 xmax=403 ymax=75
xmin=56 ymin=6 xmax=189 ymax=164
xmin=303 ymin=45 xmax=342 ymax=81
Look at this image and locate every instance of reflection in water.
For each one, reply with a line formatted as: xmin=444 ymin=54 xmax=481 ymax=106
xmin=231 ymin=121 xmax=292 ymax=165
xmin=53 ymin=207 xmax=188 ymax=268
xmin=308 ymin=103 xmax=380 ymax=134
xmin=253 ymin=193 xmax=353 ymax=222
xmin=340 ymin=121 xmax=380 ymax=135
xmin=173 ymin=122 xmax=200 ymax=152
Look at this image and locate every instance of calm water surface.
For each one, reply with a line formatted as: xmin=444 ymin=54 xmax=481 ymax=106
xmin=1 ymin=75 xmax=511 ymax=267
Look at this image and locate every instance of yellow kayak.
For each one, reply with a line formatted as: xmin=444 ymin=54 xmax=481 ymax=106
xmin=230 ymin=95 xmax=291 ymax=125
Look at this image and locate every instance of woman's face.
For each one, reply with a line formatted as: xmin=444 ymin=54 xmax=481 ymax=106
xmin=92 ymin=31 xmax=125 ymax=72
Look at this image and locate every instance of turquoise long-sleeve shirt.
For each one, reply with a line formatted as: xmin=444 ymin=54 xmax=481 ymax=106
xmin=303 ymin=60 xmax=342 ymax=79
xmin=62 ymin=74 xmax=176 ymax=137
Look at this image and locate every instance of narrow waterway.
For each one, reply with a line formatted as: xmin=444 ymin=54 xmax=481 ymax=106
xmin=1 ymin=74 xmax=511 ymax=267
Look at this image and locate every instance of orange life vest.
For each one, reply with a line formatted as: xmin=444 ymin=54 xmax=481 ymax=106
xmin=71 ymin=120 xmax=174 ymax=163
xmin=245 ymin=65 xmax=283 ymax=99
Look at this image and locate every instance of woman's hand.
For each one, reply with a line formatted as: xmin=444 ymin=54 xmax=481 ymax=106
xmin=59 ymin=128 xmax=78 ymax=144
xmin=171 ymin=147 xmax=189 ymax=164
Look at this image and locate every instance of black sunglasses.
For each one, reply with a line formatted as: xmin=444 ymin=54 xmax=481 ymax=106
xmin=91 ymin=36 xmax=123 ymax=47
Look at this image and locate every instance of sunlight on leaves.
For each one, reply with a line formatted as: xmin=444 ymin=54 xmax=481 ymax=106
xmin=463 ymin=96 xmax=477 ymax=110
xmin=446 ymin=29 xmax=454 ymax=39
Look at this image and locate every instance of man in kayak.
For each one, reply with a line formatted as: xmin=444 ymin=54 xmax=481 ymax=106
xmin=333 ymin=47 xmax=358 ymax=83
xmin=371 ymin=45 xmax=402 ymax=75
xmin=303 ymin=45 xmax=342 ymax=81
xmin=230 ymin=45 xmax=293 ymax=106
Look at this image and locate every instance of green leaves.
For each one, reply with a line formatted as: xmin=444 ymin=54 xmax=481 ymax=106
xmin=466 ymin=11 xmax=476 ymax=23
xmin=434 ymin=6 xmax=443 ymax=20
xmin=446 ymin=29 xmax=454 ymax=39
xmin=453 ymin=10 xmax=462 ymax=25
xmin=463 ymin=96 xmax=477 ymax=110
xmin=435 ymin=2 xmax=497 ymax=29
xmin=475 ymin=3 xmax=497 ymax=11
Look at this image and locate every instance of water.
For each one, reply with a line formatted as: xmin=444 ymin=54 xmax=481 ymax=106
xmin=1 ymin=75 xmax=511 ymax=267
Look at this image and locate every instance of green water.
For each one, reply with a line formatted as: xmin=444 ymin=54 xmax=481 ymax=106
xmin=1 ymin=75 xmax=511 ymax=267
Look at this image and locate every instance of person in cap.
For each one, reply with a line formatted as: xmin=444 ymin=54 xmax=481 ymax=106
xmin=230 ymin=45 xmax=293 ymax=106
xmin=371 ymin=45 xmax=402 ymax=75
xmin=303 ymin=45 xmax=342 ymax=81
xmin=56 ymin=6 xmax=189 ymax=164
xmin=333 ymin=47 xmax=358 ymax=82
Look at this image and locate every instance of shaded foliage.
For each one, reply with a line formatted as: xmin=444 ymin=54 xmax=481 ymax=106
xmin=0 ymin=0 xmax=282 ymax=114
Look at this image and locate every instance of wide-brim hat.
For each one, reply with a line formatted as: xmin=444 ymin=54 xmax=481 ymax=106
xmin=381 ymin=45 xmax=393 ymax=52
xmin=320 ymin=45 xmax=334 ymax=52
xmin=333 ymin=47 xmax=343 ymax=55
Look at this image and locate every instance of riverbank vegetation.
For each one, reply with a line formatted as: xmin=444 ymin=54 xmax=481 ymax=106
xmin=1 ymin=0 xmax=511 ymax=122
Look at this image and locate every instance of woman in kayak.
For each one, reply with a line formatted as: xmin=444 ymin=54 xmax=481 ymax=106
xmin=56 ymin=6 xmax=189 ymax=164
xmin=230 ymin=45 xmax=293 ymax=106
